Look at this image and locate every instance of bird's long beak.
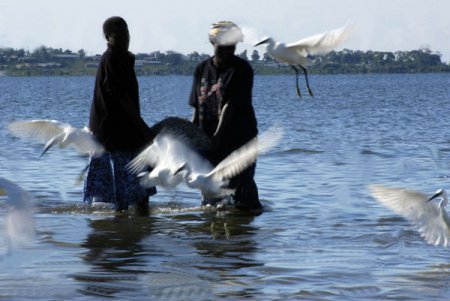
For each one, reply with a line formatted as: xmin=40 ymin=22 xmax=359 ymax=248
xmin=75 ymin=164 xmax=90 ymax=185
xmin=40 ymin=135 xmax=61 ymax=158
xmin=174 ymin=162 xmax=187 ymax=175
xmin=254 ymin=38 xmax=270 ymax=47
xmin=427 ymin=190 xmax=443 ymax=203
xmin=40 ymin=143 xmax=53 ymax=158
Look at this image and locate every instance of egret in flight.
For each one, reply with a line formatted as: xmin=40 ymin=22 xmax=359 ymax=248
xmin=181 ymin=125 xmax=283 ymax=198
xmin=0 ymin=177 xmax=35 ymax=250
xmin=369 ymin=184 xmax=450 ymax=247
xmin=254 ymin=21 xmax=354 ymax=97
xmin=128 ymin=116 xmax=212 ymax=189
xmin=128 ymin=132 xmax=207 ymax=189
xmin=129 ymin=124 xmax=283 ymax=199
xmin=9 ymin=119 xmax=104 ymax=157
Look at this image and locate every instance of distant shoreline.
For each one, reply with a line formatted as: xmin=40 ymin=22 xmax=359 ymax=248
xmin=0 ymin=71 xmax=448 ymax=78
xmin=1 ymin=46 xmax=449 ymax=76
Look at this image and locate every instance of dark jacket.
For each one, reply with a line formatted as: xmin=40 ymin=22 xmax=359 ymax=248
xmin=189 ymin=56 xmax=258 ymax=163
xmin=89 ymin=45 xmax=153 ymax=152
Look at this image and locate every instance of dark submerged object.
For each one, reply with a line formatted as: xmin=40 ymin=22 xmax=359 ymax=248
xmin=149 ymin=117 xmax=212 ymax=156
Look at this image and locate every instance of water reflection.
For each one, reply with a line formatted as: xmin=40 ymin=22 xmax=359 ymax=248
xmin=182 ymin=210 xmax=265 ymax=298
xmin=76 ymin=208 xmax=264 ymax=299
xmin=188 ymin=210 xmax=262 ymax=259
xmin=77 ymin=214 xmax=155 ymax=297
xmin=82 ymin=215 xmax=154 ymax=271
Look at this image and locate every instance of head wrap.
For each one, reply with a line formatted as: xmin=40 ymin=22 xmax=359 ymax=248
xmin=209 ymin=21 xmax=244 ymax=46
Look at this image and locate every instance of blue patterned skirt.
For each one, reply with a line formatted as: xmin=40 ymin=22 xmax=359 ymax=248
xmin=84 ymin=152 xmax=156 ymax=210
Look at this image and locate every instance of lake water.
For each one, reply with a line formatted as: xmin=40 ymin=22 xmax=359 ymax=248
xmin=1 ymin=73 xmax=450 ymax=300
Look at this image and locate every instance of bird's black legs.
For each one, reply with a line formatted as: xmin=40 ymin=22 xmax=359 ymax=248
xmin=290 ymin=65 xmax=314 ymax=98
xmin=298 ymin=65 xmax=314 ymax=97
xmin=290 ymin=65 xmax=302 ymax=98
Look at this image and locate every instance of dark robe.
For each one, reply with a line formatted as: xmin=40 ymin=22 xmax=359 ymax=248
xmin=188 ymin=55 xmax=261 ymax=209
xmin=188 ymin=56 xmax=258 ymax=164
xmin=89 ymin=45 xmax=153 ymax=152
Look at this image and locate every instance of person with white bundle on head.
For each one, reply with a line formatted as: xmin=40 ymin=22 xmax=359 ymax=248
xmin=188 ymin=21 xmax=261 ymax=211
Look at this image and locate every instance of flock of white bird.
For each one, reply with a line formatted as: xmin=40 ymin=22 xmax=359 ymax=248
xmin=128 ymin=124 xmax=282 ymax=199
xmin=2 ymin=118 xmax=283 ymax=251
xmin=2 ymin=22 xmax=450 ymax=251
xmin=8 ymin=119 xmax=283 ymax=198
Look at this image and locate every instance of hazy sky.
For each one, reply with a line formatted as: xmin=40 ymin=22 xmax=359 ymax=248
xmin=0 ymin=0 xmax=449 ymax=61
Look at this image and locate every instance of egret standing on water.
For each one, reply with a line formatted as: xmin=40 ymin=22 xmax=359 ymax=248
xmin=369 ymin=184 xmax=450 ymax=247
xmin=254 ymin=21 xmax=354 ymax=97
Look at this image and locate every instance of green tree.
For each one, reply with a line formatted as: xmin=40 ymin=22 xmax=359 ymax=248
xmin=262 ymin=52 xmax=274 ymax=62
xmin=78 ymin=49 xmax=86 ymax=59
xmin=163 ymin=51 xmax=184 ymax=66
xmin=251 ymin=50 xmax=260 ymax=62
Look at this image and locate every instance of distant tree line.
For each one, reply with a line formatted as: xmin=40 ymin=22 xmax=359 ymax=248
xmin=308 ymin=48 xmax=450 ymax=73
xmin=1 ymin=46 xmax=449 ymax=76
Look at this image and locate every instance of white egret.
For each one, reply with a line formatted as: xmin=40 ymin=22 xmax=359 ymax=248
xmin=182 ymin=125 xmax=283 ymax=198
xmin=369 ymin=184 xmax=450 ymax=247
xmin=9 ymin=119 xmax=104 ymax=157
xmin=128 ymin=117 xmax=212 ymax=189
xmin=130 ymin=124 xmax=283 ymax=198
xmin=128 ymin=132 xmax=209 ymax=189
xmin=0 ymin=177 xmax=35 ymax=250
xmin=255 ymin=21 xmax=355 ymax=97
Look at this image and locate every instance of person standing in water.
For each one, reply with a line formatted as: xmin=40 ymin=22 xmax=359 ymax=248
xmin=188 ymin=21 xmax=261 ymax=211
xmin=84 ymin=16 xmax=156 ymax=212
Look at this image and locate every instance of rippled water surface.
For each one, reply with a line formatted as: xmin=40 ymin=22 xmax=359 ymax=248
xmin=1 ymin=73 xmax=450 ymax=300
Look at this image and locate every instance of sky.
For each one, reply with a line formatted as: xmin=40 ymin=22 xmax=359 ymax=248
xmin=0 ymin=0 xmax=449 ymax=62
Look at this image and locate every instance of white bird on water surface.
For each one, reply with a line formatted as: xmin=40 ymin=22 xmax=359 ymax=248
xmin=254 ymin=21 xmax=355 ymax=97
xmin=129 ymin=124 xmax=283 ymax=198
xmin=0 ymin=177 xmax=35 ymax=250
xmin=8 ymin=119 xmax=104 ymax=157
xmin=369 ymin=184 xmax=450 ymax=247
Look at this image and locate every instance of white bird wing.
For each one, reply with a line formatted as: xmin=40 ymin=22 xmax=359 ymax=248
xmin=9 ymin=120 xmax=103 ymax=156
xmin=164 ymin=134 xmax=212 ymax=175
xmin=128 ymin=136 xmax=164 ymax=174
xmin=209 ymin=124 xmax=283 ymax=181
xmin=129 ymin=133 xmax=212 ymax=175
xmin=0 ymin=177 xmax=35 ymax=247
xmin=286 ymin=22 xmax=355 ymax=56
xmin=369 ymin=184 xmax=450 ymax=247
xmin=9 ymin=119 xmax=68 ymax=142
xmin=69 ymin=127 xmax=104 ymax=156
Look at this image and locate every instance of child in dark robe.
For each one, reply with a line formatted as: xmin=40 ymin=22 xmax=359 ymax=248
xmin=84 ymin=16 xmax=156 ymax=212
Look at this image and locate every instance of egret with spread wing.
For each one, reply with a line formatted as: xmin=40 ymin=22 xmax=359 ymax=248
xmin=182 ymin=124 xmax=283 ymax=198
xmin=0 ymin=177 xmax=35 ymax=250
xmin=369 ymin=184 xmax=450 ymax=247
xmin=128 ymin=132 xmax=211 ymax=189
xmin=130 ymin=124 xmax=283 ymax=199
xmin=255 ymin=21 xmax=354 ymax=97
xmin=9 ymin=119 xmax=104 ymax=157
